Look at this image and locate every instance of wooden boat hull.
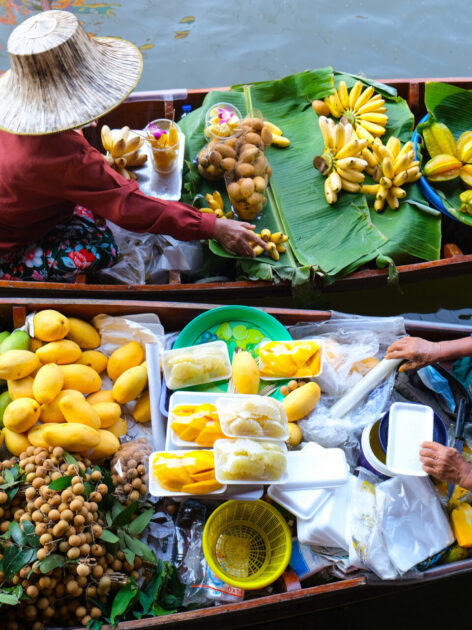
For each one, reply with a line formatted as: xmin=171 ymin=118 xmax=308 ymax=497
xmin=3 ymin=78 xmax=472 ymax=311
xmin=1 ymin=297 xmax=471 ymax=628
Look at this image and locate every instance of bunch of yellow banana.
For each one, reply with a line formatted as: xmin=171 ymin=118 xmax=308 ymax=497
xmin=312 ymin=80 xmax=388 ymax=144
xmin=423 ymin=122 xmax=472 ymax=186
xmin=313 ymin=116 xmax=369 ymax=204
xmin=199 ymin=191 xmax=234 ymax=219
xmin=360 ymin=137 xmax=421 ymax=211
xmin=263 ymin=120 xmax=291 ymax=148
xmin=101 ymin=125 xmax=147 ymax=180
xmin=250 ymin=228 xmax=289 ymax=260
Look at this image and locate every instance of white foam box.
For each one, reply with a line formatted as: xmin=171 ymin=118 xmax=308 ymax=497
xmin=386 ymin=402 xmax=433 ymax=476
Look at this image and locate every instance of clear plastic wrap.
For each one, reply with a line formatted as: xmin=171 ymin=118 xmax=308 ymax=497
xmin=216 ymin=395 xmax=288 ymax=440
xmin=162 ymin=341 xmax=231 ymax=390
xmin=111 ymin=437 xmax=151 ymax=505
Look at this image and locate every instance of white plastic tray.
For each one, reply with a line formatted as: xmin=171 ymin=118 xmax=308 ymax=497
xmin=280 ymin=442 xmax=349 ymax=489
xmin=259 ymin=339 xmax=324 ymax=381
xmin=386 ymin=402 xmax=433 ymax=476
xmin=167 ymin=391 xmax=252 ymax=450
xmin=148 ymin=451 xmax=227 ymax=497
xmin=162 ymin=340 xmax=231 ymax=391
xmin=267 ymin=485 xmax=332 ymax=520
xmin=136 ymin=125 xmax=185 ymax=201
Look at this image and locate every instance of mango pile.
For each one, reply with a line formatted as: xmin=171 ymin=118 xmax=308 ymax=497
xmin=0 ymin=310 xmax=150 ymax=459
xmin=152 ymin=450 xmax=222 ymax=494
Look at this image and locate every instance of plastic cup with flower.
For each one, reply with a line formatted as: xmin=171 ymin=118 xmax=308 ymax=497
xmin=204 ymin=102 xmax=242 ymax=141
xmin=145 ymin=118 xmax=180 ymax=173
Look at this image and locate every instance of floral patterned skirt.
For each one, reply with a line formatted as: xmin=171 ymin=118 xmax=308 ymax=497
xmin=0 ymin=207 xmax=118 ymax=282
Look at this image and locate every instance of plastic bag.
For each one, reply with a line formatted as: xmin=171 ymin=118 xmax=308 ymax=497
xmin=111 ymin=438 xmax=151 ymax=505
xmin=376 ymin=475 xmax=454 ymax=574
xmin=96 ymin=223 xmax=204 ymax=285
xmin=142 ymin=508 xmax=175 ymax=563
xmin=348 ymin=474 xmax=399 ymax=580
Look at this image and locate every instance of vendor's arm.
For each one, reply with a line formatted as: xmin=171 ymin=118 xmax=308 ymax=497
xmin=420 ymin=441 xmax=472 ymax=490
xmin=385 ymin=336 xmax=472 ymax=371
xmin=61 ymin=132 xmax=266 ymax=256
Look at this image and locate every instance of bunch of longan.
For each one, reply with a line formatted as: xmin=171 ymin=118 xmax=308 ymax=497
xmin=111 ymin=438 xmax=150 ymax=505
xmin=1 ymin=446 xmax=143 ymax=628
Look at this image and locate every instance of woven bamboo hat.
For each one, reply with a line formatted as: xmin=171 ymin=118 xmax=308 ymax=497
xmin=0 ymin=10 xmax=143 ymax=135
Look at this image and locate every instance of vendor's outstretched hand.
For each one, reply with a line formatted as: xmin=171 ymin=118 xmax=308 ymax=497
xmin=420 ymin=441 xmax=472 ymax=490
xmin=385 ymin=336 xmax=441 ymax=372
xmin=213 ymin=218 xmax=267 ymax=258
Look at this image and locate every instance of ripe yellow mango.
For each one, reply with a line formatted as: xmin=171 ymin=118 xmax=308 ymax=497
xmin=66 ymin=317 xmax=101 ymax=349
xmin=92 ymin=402 xmax=121 ymax=428
xmin=282 ymin=382 xmax=321 ymax=422
xmin=3 ymin=398 xmax=41 ymax=433
xmin=0 ymin=350 xmax=39 ymax=380
xmin=85 ymin=429 xmax=120 ymax=460
xmin=33 ymin=363 xmax=64 ymax=404
xmin=76 ymin=350 xmax=107 ymax=374
xmin=40 ymin=389 xmax=83 ymax=423
xmin=8 ymin=376 xmax=34 ymax=400
xmin=61 ymin=364 xmax=101 ymax=394
xmin=36 ymin=340 xmax=82 ymax=365
xmin=133 ymin=390 xmax=151 ymax=423
xmin=33 ymin=309 xmax=70 ymax=342
xmin=59 ymin=394 xmax=101 ymax=430
xmin=29 ymin=338 xmax=43 ymax=352
xmin=86 ymin=390 xmax=114 ymax=405
xmin=287 ymin=422 xmax=303 ymax=447
xmin=28 ymin=423 xmax=50 ymax=449
xmin=42 ymin=422 xmax=100 ymax=452
xmin=3 ymin=427 xmax=30 ymax=456
xmin=108 ymin=417 xmax=128 ymax=437
xmin=113 ymin=362 xmax=147 ymax=404
xmin=232 ymin=351 xmax=260 ymax=394
xmin=107 ymin=341 xmax=144 ymax=381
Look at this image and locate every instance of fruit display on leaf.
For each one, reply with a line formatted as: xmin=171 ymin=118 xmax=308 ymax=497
xmin=101 ymin=125 xmax=147 ymax=180
xmin=197 ymin=190 xmax=234 ymax=219
xmin=315 ymin=80 xmax=388 ymax=143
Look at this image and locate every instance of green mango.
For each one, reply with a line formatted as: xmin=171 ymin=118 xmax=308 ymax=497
xmin=0 ymin=330 xmax=30 ymax=354
xmin=0 ymin=390 xmax=12 ymax=428
xmin=0 ymin=332 xmax=9 ymax=346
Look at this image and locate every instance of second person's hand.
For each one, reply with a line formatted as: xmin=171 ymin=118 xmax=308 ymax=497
xmin=213 ymin=218 xmax=268 ymax=258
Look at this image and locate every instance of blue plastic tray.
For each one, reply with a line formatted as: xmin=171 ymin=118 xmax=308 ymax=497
xmin=412 ymin=114 xmax=457 ymax=221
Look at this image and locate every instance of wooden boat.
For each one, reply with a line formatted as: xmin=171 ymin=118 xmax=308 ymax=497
xmin=3 ymin=77 xmax=472 ymax=313
xmin=1 ymin=296 xmax=472 ymax=628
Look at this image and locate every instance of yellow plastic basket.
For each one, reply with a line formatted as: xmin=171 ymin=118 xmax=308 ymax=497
xmin=202 ymin=500 xmax=292 ymax=590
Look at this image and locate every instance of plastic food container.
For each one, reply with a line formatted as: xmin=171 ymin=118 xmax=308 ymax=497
xmin=162 ymin=340 xmax=231 ymax=391
xmin=378 ymin=405 xmax=447 ymax=453
xmin=258 ymin=340 xmax=323 ymax=380
xmin=216 ymin=395 xmax=289 ymax=440
xmin=280 ymin=441 xmax=349 ymax=490
xmin=386 ymin=402 xmax=434 ymax=476
xmin=268 ymin=485 xmax=332 ymax=521
xmin=214 ymin=438 xmax=288 ymax=484
xmin=204 ymin=102 xmax=242 ymax=141
xmin=145 ymin=118 xmax=180 ymax=174
xmin=149 ymin=450 xmax=226 ymax=497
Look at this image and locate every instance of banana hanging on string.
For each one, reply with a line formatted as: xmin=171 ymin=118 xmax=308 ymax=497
xmin=101 ymin=125 xmax=147 ymax=180
xmin=313 ymin=117 xmax=368 ymax=204
xmin=360 ymin=137 xmax=422 ymax=211
xmin=314 ymin=80 xmax=388 ymax=145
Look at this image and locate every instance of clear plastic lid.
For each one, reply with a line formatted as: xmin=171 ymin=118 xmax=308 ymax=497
xmin=258 ymin=339 xmax=324 ymax=381
xmin=162 ymin=340 xmax=231 ymax=391
xmin=214 ymin=438 xmax=288 ymax=485
xmin=216 ymin=395 xmax=289 ymax=440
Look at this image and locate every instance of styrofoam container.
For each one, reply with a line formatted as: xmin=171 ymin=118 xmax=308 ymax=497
xmin=214 ymin=438 xmax=288 ymax=485
xmin=267 ymin=485 xmax=332 ymax=520
xmin=167 ymin=391 xmax=251 ymax=450
xmin=149 ymin=451 xmax=227 ymax=497
xmin=278 ymin=441 xmax=349 ymax=490
xmin=258 ymin=339 xmax=324 ymax=381
xmin=216 ymin=394 xmax=289 ymax=441
xmin=162 ymin=340 xmax=231 ymax=391
xmin=386 ymin=402 xmax=433 ymax=476
xmin=297 ymin=474 xmax=356 ymax=551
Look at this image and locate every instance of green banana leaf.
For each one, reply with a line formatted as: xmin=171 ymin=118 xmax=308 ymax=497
xmin=179 ymin=68 xmax=441 ymax=285
xmin=418 ymin=81 xmax=472 ymax=226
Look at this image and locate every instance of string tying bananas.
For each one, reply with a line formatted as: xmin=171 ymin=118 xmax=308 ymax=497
xmin=313 ymin=80 xmax=388 ymax=144
xmin=360 ymin=137 xmax=421 ymax=211
xmin=101 ymin=125 xmax=147 ymax=180
xmin=198 ymin=191 xmax=234 ymax=219
xmin=250 ymin=229 xmax=289 ymax=259
xmin=313 ymin=116 xmax=368 ymax=204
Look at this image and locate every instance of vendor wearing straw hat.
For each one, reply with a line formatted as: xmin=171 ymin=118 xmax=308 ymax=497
xmin=0 ymin=10 xmax=266 ymax=281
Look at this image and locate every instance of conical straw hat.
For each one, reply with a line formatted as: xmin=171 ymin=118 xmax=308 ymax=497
xmin=0 ymin=10 xmax=143 ymax=135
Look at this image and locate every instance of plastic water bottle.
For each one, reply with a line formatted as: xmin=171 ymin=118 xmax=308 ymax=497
xmin=180 ymin=104 xmax=192 ymax=120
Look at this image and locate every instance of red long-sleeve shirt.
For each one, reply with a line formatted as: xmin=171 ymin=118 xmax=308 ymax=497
xmin=0 ymin=129 xmax=216 ymax=254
